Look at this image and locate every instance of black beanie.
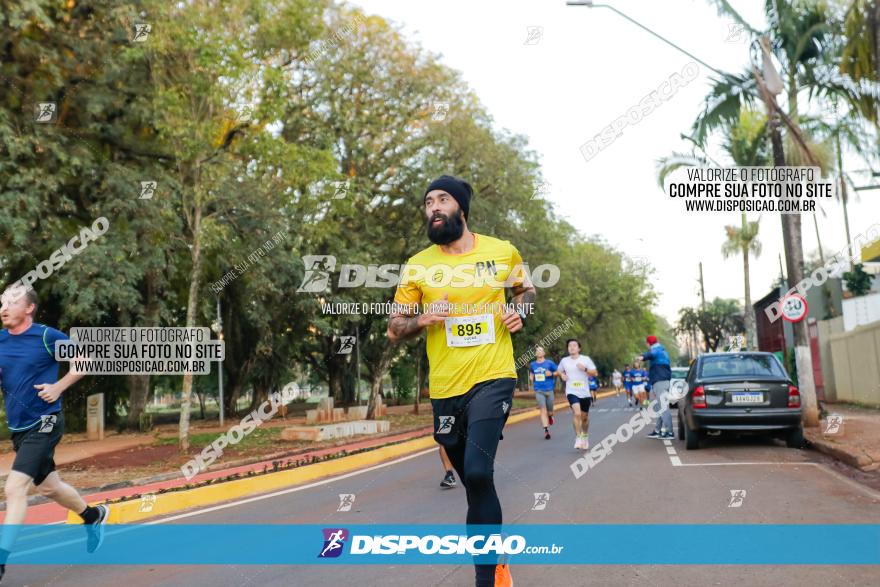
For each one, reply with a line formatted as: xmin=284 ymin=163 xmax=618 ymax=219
xmin=424 ymin=175 xmax=472 ymax=220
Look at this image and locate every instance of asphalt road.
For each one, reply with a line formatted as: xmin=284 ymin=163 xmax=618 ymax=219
xmin=8 ymin=393 xmax=880 ymax=586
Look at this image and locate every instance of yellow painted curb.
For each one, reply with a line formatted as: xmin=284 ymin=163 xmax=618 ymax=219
xmin=66 ymin=403 xmax=559 ymax=524
xmin=68 ymin=435 xmax=437 ymax=524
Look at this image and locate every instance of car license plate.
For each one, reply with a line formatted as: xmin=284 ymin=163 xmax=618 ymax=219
xmin=731 ymin=391 xmax=763 ymax=404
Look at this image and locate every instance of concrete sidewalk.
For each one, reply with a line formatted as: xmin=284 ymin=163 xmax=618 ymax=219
xmin=806 ymin=403 xmax=880 ymax=472
xmin=0 ymin=433 xmax=152 ymax=479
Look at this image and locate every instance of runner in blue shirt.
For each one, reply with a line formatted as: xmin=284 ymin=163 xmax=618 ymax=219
xmin=0 ymin=284 xmax=109 ymax=581
xmin=529 ymin=345 xmax=558 ymax=440
xmin=623 ymin=365 xmax=635 ymax=407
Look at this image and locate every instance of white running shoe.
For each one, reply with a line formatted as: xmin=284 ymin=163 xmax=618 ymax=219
xmin=574 ymin=436 xmax=583 ymax=450
xmin=581 ymin=435 xmax=589 ymax=450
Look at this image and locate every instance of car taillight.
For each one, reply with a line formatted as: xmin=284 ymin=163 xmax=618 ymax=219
xmin=693 ymin=385 xmax=706 ymax=409
xmin=788 ymin=385 xmax=800 ymax=408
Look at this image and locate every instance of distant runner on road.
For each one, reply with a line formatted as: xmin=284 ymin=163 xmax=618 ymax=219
xmin=612 ymin=368 xmax=623 ymax=397
xmin=623 ymin=364 xmax=635 ymax=407
xmin=387 ymin=175 xmax=535 ymax=587
xmin=0 ymin=284 xmax=109 ymax=584
xmin=529 ymin=345 xmax=557 ymax=440
xmin=557 ymin=339 xmax=598 ymax=450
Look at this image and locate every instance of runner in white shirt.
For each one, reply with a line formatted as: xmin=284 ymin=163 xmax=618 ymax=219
xmin=611 ymin=369 xmax=623 ymax=398
xmin=557 ymin=339 xmax=598 ymax=450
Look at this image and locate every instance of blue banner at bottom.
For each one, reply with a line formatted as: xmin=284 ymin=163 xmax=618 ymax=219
xmin=3 ymin=524 xmax=878 ymax=565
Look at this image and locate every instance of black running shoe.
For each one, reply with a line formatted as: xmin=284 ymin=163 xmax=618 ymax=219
xmin=85 ymin=504 xmax=110 ymax=553
xmin=440 ymin=471 xmax=456 ymax=489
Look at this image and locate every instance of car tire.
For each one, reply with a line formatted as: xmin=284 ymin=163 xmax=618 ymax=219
xmin=683 ymin=417 xmax=700 ymax=450
xmin=678 ymin=417 xmax=685 ymax=440
xmin=785 ymin=425 xmax=805 ymax=449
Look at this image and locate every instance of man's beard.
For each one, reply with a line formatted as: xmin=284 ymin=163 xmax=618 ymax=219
xmin=427 ymin=212 xmax=465 ymax=245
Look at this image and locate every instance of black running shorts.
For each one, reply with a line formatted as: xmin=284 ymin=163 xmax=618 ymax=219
xmin=11 ymin=412 xmax=64 ymax=485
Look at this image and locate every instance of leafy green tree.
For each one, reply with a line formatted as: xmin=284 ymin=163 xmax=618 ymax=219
xmin=843 ymin=263 xmax=873 ymax=296
xmin=676 ymin=298 xmax=745 ymax=352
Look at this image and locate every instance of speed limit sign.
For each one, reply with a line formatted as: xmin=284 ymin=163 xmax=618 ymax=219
xmin=781 ymin=293 xmax=808 ymax=322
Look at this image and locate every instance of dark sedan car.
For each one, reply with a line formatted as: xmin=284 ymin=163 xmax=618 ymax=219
xmin=677 ymin=352 xmax=803 ymax=450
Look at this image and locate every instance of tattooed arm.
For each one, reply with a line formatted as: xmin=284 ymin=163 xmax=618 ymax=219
xmin=387 ymin=294 xmax=449 ymax=344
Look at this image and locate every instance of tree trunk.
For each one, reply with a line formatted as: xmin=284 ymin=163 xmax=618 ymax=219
xmin=742 ymin=243 xmax=756 ymax=351
xmin=249 ymin=382 xmax=269 ymax=413
xmin=366 ymin=353 xmax=393 ymax=419
xmin=366 ymin=373 xmax=383 ymax=420
xmin=836 ymin=135 xmax=854 ymax=270
xmin=179 ymin=201 xmax=203 ymax=452
xmin=196 ymin=391 xmax=206 ymax=419
xmin=127 ymin=269 xmax=159 ymax=429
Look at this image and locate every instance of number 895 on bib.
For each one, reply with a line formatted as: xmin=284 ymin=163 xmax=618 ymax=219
xmin=444 ymin=314 xmax=496 ymax=347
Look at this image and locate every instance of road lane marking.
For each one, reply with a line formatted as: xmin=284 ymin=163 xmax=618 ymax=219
xmin=145 ymin=447 xmax=439 ymax=525
xmin=668 ymin=459 xmax=880 ymax=500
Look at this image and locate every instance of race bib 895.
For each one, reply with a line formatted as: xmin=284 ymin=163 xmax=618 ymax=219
xmin=444 ymin=314 xmax=495 ymax=348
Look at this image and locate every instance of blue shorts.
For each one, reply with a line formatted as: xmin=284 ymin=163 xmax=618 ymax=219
xmin=566 ymin=394 xmax=592 ymax=412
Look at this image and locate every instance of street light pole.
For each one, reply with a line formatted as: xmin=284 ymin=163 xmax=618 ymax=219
xmin=565 ymin=1 xmax=725 ymax=76
xmin=216 ymin=294 xmax=225 ymax=427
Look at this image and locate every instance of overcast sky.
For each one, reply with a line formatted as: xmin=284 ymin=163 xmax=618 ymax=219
xmin=352 ymin=0 xmax=880 ymax=323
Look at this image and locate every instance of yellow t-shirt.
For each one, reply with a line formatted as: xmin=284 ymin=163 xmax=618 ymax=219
xmin=393 ymin=233 xmax=525 ymax=399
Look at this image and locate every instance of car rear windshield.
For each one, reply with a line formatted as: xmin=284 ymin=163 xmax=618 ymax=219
xmin=699 ymin=355 xmax=786 ymax=379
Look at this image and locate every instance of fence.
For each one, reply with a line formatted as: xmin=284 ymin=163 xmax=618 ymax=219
xmin=828 ymin=319 xmax=880 ymax=406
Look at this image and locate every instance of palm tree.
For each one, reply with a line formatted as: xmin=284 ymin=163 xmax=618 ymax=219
xmin=659 ymin=109 xmax=768 ymax=349
xmin=690 ymin=0 xmax=845 ymax=426
xmin=722 ymin=216 xmax=762 ymax=349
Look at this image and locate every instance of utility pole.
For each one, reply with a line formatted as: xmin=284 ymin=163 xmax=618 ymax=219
xmin=698 ymin=262 xmax=706 ymax=309
xmin=355 ymin=326 xmax=362 ymax=405
xmin=215 ymin=294 xmax=224 ymax=427
xmin=753 ymin=47 xmax=818 ymax=426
